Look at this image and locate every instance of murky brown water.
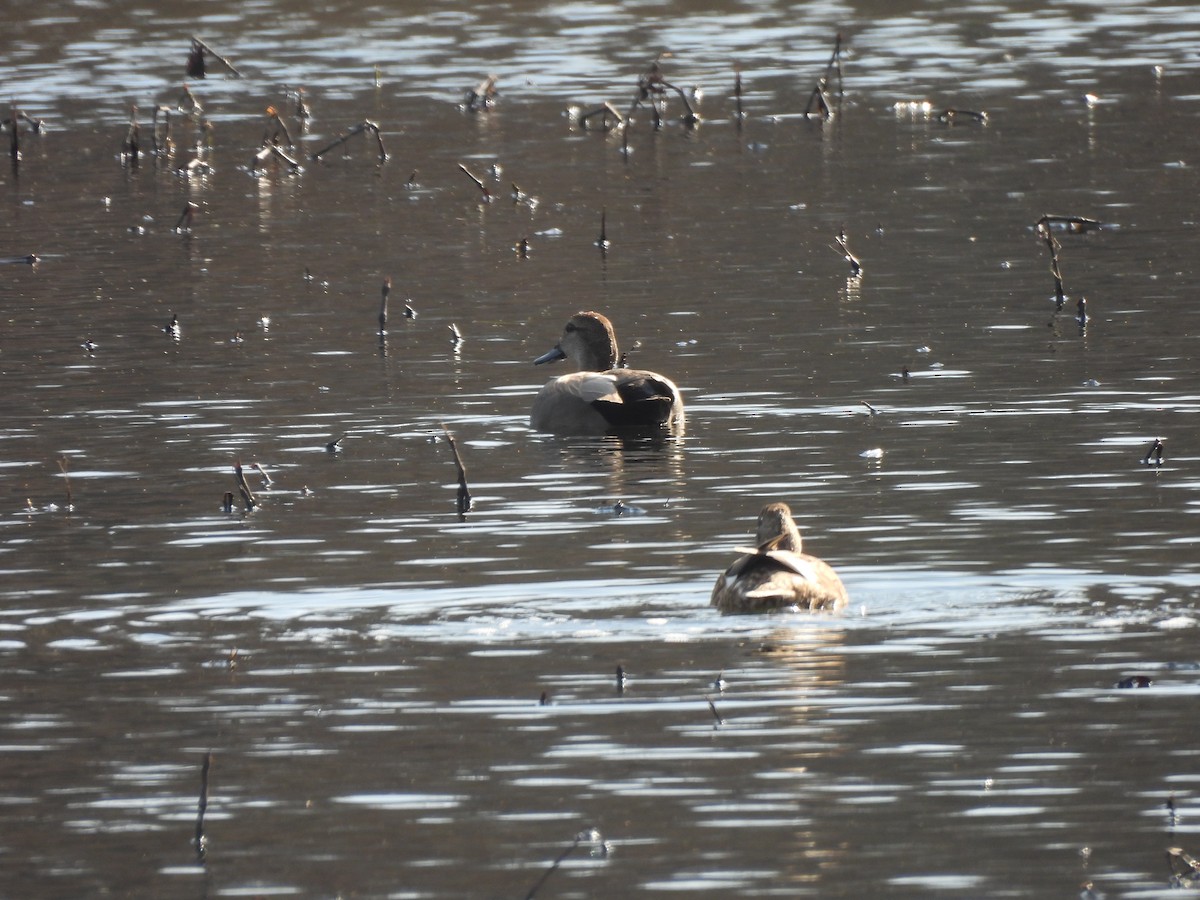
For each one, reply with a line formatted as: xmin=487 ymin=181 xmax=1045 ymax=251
xmin=3 ymin=1 xmax=1200 ymax=897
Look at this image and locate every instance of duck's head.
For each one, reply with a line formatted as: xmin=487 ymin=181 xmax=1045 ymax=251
xmin=756 ymin=502 xmax=804 ymax=552
xmin=534 ymin=311 xmax=619 ymax=372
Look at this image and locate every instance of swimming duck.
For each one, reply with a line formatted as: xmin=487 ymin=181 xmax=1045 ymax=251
xmin=711 ymin=502 xmax=849 ymax=613
xmin=530 ymin=311 xmax=684 ymax=435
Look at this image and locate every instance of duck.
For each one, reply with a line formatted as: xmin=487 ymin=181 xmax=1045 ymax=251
xmin=530 ymin=311 xmax=684 ymax=435
xmin=711 ymin=502 xmax=849 ymax=613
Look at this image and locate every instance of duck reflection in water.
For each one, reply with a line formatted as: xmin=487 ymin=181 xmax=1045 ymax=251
xmin=712 ymin=502 xmax=849 ymax=613
xmin=530 ymin=311 xmax=684 ymax=436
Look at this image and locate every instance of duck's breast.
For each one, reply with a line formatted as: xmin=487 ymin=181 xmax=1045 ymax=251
xmin=530 ymin=372 xmax=616 ymax=435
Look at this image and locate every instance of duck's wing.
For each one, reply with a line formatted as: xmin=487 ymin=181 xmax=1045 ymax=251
xmin=593 ymin=371 xmax=679 ymax=429
xmin=712 ymin=548 xmax=848 ymax=612
xmin=560 ymin=371 xmax=623 ymax=404
xmin=758 ymin=549 xmax=823 ymax=580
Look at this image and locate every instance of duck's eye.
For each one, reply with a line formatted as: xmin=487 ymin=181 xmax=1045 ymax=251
xmin=564 ymin=324 xmax=576 ymax=333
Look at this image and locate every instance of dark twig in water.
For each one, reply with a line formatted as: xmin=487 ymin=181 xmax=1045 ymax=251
xmin=56 ymin=457 xmax=73 ymax=509
xmin=457 ymin=163 xmax=491 ymax=202
xmin=448 ymin=323 xmax=464 ymax=345
xmin=234 ymin=461 xmax=258 ymax=510
xmin=803 ymin=80 xmax=833 ymax=120
xmin=623 ymin=56 xmax=700 ymax=128
xmin=222 ymin=491 xmax=234 ymax=513
xmin=149 ymin=105 xmax=174 ymax=159
xmin=175 ymin=202 xmax=198 ymax=233
xmin=177 ymin=84 xmax=203 ymax=118
xmin=802 ymin=34 xmax=845 ymax=120
xmin=1143 ymin=437 xmax=1165 ymax=467
xmin=824 ymin=33 xmax=844 ymax=99
xmin=1168 ymin=847 xmax=1200 ymax=886
xmin=1035 ymin=215 xmax=1067 ymax=309
xmin=441 ymin=425 xmax=473 ymax=515
xmin=379 ymin=277 xmax=390 ymax=333
xmin=706 ymin=695 xmax=724 ymax=726
xmin=311 ymin=121 xmax=388 ymax=162
xmin=194 ymin=751 xmax=212 ymax=861
xmin=658 ymin=79 xmax=701 ymax=126
xmin=261 ymin=105 xmax=295 ymax=150
xmin=2 ymin=103 xmax=44 ymax=164
xmin=937 ymin=108 xmax=988 ymax=125
xmin=5 ymin=106 xmax=45 ymax=136
xmin=523 ymin=829 xmax=606 ymax=900
xmin=1039 ymin=214 xmax=1103 ymax=234
xmin=294 ymin=87 xmax=311 ymax=122
xmin=122 ymin=106 xmax=142 ymax=166
xmin=734 ymin=65 xmax=744 ymax=126
xmin=629 ymin=57 xmax=667 ymax=129
xmin=252 ymin=463 xmax=273 ymax=487
xmin=187 ymin=37 xmax=242 ymax=78
xmin=833 ymin=228 xmax=862 ymax=277
xmin=616 ymin=664 xmax=626 ymax=694
xmin=576 ymin=102 xmax=626 ymax=131
xmin=251 ymin=142 xmax=302 ymax=174
xmin=0 ymin=254 xmax=38 ymax=266
xmin=465 ymin=75 xmax=498 ymax=112
xmin=597 ymin=207 xmax=610 ymax=253
xmin=6 ymin=106 xmax=19 ymax=162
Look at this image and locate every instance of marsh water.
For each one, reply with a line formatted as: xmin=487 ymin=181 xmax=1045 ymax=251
xmin=4 ymin=1 xmax=1200 ymax=896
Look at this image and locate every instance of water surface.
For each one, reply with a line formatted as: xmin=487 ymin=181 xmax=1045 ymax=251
xmin=2 ymin=1 xmax=1200 ymax=896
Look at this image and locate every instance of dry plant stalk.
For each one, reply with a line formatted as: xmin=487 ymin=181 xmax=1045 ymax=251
xmin=194 ymin=751 xmax=212 ymax=860
xmin=311 ymin=121 xmax=388 ymax=162
xmin=440 ymin=426 xmax=473 ymax=515
xmin=234 ymin=461 xmax=258 ymax=510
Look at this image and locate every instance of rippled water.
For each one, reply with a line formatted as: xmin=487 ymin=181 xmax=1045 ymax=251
xmin=3 ymin=0 xmax=1200 ymax=896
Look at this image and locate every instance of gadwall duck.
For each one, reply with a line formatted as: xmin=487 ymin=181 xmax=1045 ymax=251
xmin=530 ymin=311 xmax=684 ymax=436
xmin=711 ymin=502 xmax=849 ymax=613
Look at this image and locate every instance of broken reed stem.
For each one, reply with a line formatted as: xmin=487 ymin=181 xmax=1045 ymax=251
xmin=441 ymin=426 xmax=472 ymax=514
xmin=175 ymin=202 xmax=198 ymax=232
xmin=262 ymin=106 xmax=295 ymax=149
xmin=734 ymin=66 xmax=743 ymax=125
xmin=1036 ymin=215 xmax=1067 ymax=308
xmin=1039 ymin=213 xmax=1102 ymax=233
xmin=823 ymin=32 xmax=844 ymax=98
xmin=153 ymin=104 xmax=176 ymax=158
xmin=803 ymin=33 xmax=844 ymax=119
xmin=803 ymin=81 xmax=832 ymax=119
xmin=1168 ymin=846 xmax=1200 ymax=883
xmin=938 ymin=108 xmax=989 ymax=125
xmin=251 ymin=143 xmax=302 ymax=174
xmin=194 ymin=751 xmax=212 ymax=859
xmin=706 ymin=696 xmax=724 ymax=726
xmin=465 ymin=75 xmax=498 ymax=112
xmin=190 ymin=36 xmax=242 ymax=78
xmin=8 ymin=108 xmax=19 ymax=162
xmin=457 ymin=163 xmax=490 ymax=201
xmin=56 ymin=457 xmax=73 ymax=507
xmin=234 ymin=461 xmax=258 ymax=510
xmin=379 ymin=277 xmax=391 ymax=333
xmin=577 ymin=102 xmax=625 ymax=131
xmin=523 ymin=832 xmax=594 ymax=900
xmin=123 ymin=106 xmax=141 ymax=167
xmin=834 ymin=228 xmax=862 ymax=276
xmin=659 ymin=80 xmax=700 ymax=125
xmin=310 ymin=121 xmax=387 ymax=161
